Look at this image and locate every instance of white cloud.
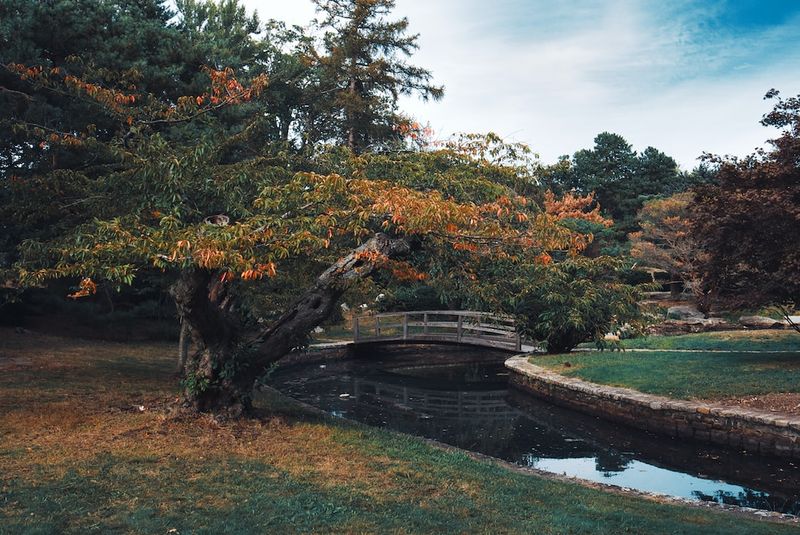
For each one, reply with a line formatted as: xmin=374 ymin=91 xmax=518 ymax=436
xmin=242 ymin=0 xmax=800 ymax=168
xmin=246 ymin=1 xmax=315 ymax=27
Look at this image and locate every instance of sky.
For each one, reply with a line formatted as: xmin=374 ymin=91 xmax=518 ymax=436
xmin=239 ymin=0 xmax=800 ymax=169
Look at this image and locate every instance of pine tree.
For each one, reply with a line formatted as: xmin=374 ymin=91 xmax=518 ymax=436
xmin=310 ymin=0 xmax=443 ymax=152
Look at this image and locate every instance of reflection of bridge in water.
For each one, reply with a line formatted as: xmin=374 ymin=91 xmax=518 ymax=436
xmin=353 ymin=311 xmax=536 ymax=353
xmin=351 ymin=373 xmax=517 ymax=424
xmin=342 ymin=367 xmax=523 ymax=453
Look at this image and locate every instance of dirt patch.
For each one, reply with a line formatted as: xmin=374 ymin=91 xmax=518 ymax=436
xmin=709 ymin=393 xmax=800 ymax=417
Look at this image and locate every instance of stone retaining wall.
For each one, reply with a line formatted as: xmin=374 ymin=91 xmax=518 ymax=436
xmin=505 ymin=356 xmax=800 ymax=459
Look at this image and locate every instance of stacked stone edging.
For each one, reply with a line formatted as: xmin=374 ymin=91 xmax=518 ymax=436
xmin=505 ymin=356 xmax=800 ymax=459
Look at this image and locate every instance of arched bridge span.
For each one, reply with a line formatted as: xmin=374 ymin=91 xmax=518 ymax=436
xmin=353 ymin=310 xmax=534 ymax=353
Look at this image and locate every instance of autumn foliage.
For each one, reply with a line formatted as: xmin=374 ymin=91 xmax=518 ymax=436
xmin=2 ymin=53 xmax=635 ymax=410
xmin=630 ymin=192 xmax=705 ymax=297
xmin=543 ymin=190 xmax=611 ymax=228
xmin=692 ymin=90 xmax=800 ymax=324
xmin=6 ymin=62 xmax=266 ymax=138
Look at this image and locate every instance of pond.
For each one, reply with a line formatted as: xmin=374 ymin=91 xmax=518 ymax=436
xmin=269 ymin=346 xmax=800 ymax=515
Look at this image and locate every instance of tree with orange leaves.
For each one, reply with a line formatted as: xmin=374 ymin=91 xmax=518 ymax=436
xmin=630 ymin=192 xmax=705 ymax=298
xmin=418 ymin=185 xmax=647 ymax=353
xmin=3 ymin=58 xmax=609 ymax=413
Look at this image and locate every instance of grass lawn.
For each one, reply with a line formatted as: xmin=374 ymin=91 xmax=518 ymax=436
xmin=1 ymin=329 xmax=796 ymax=534
xmin=536 ymin=349 xmax=800 ymax=400
xmin=621 ymin=330 xmax=800 ymax=352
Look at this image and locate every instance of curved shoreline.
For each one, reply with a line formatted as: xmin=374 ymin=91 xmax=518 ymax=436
xmin=266 ymin=382 xmax=799 ymax=525
xmin=505 ymin=356 xmax=800 ymax=459
xmin=268 ymin=350 xmax=800 ymax=525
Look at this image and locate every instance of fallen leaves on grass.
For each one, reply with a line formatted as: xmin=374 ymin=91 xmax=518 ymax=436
xmin=0 ymin=328 xmax=413 ymax=503
xmin=707 ymin=393 xmax=800 ymax=417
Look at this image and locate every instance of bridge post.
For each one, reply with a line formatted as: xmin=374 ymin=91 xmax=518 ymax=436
xmin=515 ymin=332 xmax=522 ymax=352
xmin=423 ymin=313 xmax=429 ymax=334
xmin=402 ymin=314 xmax=408 ymax=340
xmin=353 ymin=316 xmax=360 ymax=342
xmin=376 ymin=315 xmax=381 ymax=337
xmin=457 ymin=314 xmax=463 ymax=342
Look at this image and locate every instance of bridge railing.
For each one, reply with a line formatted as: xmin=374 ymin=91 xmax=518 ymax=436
xmin=352 ymin=310 xmax=523 ymax=352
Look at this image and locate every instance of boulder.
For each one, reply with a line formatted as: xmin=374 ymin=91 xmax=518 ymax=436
xmin=667 ymin=305 xmax=704 ymax=320
xmin=696 ymin=317 xmax=730 ymax=328
xmin=650 ymin=318 xmax=735 ymax=335
xmin=739 ymin=316 xmax=787 ymax=329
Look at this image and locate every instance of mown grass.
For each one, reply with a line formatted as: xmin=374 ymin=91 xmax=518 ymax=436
xmin=535 ymin=349 xmax=800 ymax=399
xmin=1 ymin=328 xmax=796 ymax=534
xmin=622 ymin=330 xmax=800 ymax=352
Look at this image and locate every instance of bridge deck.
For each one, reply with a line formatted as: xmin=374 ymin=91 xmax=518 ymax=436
xmin=353 ymin=310 xmax=534 ymax=353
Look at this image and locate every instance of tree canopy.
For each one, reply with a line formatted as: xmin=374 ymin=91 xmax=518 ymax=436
xmin=309 ymin=0 xmax=443 ymax=152
xmin=0 ymin=0 xmax=658 ymax=414
xmin=630 ymin=192 xmax=704 ymax=298
xmin=545 ymin=132 xmax=703 ymax=240
xmin=693 ymin=90 xmax=800 ymax=328
xmin=2 ymin=41 xmax=611 ymax=415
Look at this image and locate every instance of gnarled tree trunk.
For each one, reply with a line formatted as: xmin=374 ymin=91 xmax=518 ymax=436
xmin=176 ymin=319 xmax=190 ymax=374
xmin=170 ymin=268 xmax=243 ymax=414
xmin=170 ymin=233 xmax=410 ymax=416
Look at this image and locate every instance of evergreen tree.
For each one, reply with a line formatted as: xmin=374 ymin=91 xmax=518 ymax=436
xmin=0 ymin=0 xmax=189 ymax=267
xmin=310 ymin=0 xmax=443 ymax=152
xmin=570 ymin=132 xmax=638 ymax=223
xmin=556 ymin=132 xmax=686 ymax=234
xmin=175 ymin=0 xmax=262 ymax=72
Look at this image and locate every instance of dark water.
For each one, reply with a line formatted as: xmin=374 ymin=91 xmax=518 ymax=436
xmin=270 ymin=347 xmax=800 ymax=515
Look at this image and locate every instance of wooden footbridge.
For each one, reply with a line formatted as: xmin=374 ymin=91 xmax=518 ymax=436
xmin=352 ymin=310 xmax=533 ymax=353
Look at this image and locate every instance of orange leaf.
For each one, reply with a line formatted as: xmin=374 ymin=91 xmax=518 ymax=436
xmin=68 ymin=278 xmax=97 ymax=299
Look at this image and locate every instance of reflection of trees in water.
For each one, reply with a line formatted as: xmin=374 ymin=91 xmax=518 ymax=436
xmin=507 ymin=389 xmax=800 ymax=501
xmin=518 ymin=452 xmax=633 ymax=476
xmin=594 ymin=451 xmax=632 ymax=474
xmin=692 ymin=489 xmax=799 ymax=515
xmin=273 ymin=363 xmax=800 ymax=515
